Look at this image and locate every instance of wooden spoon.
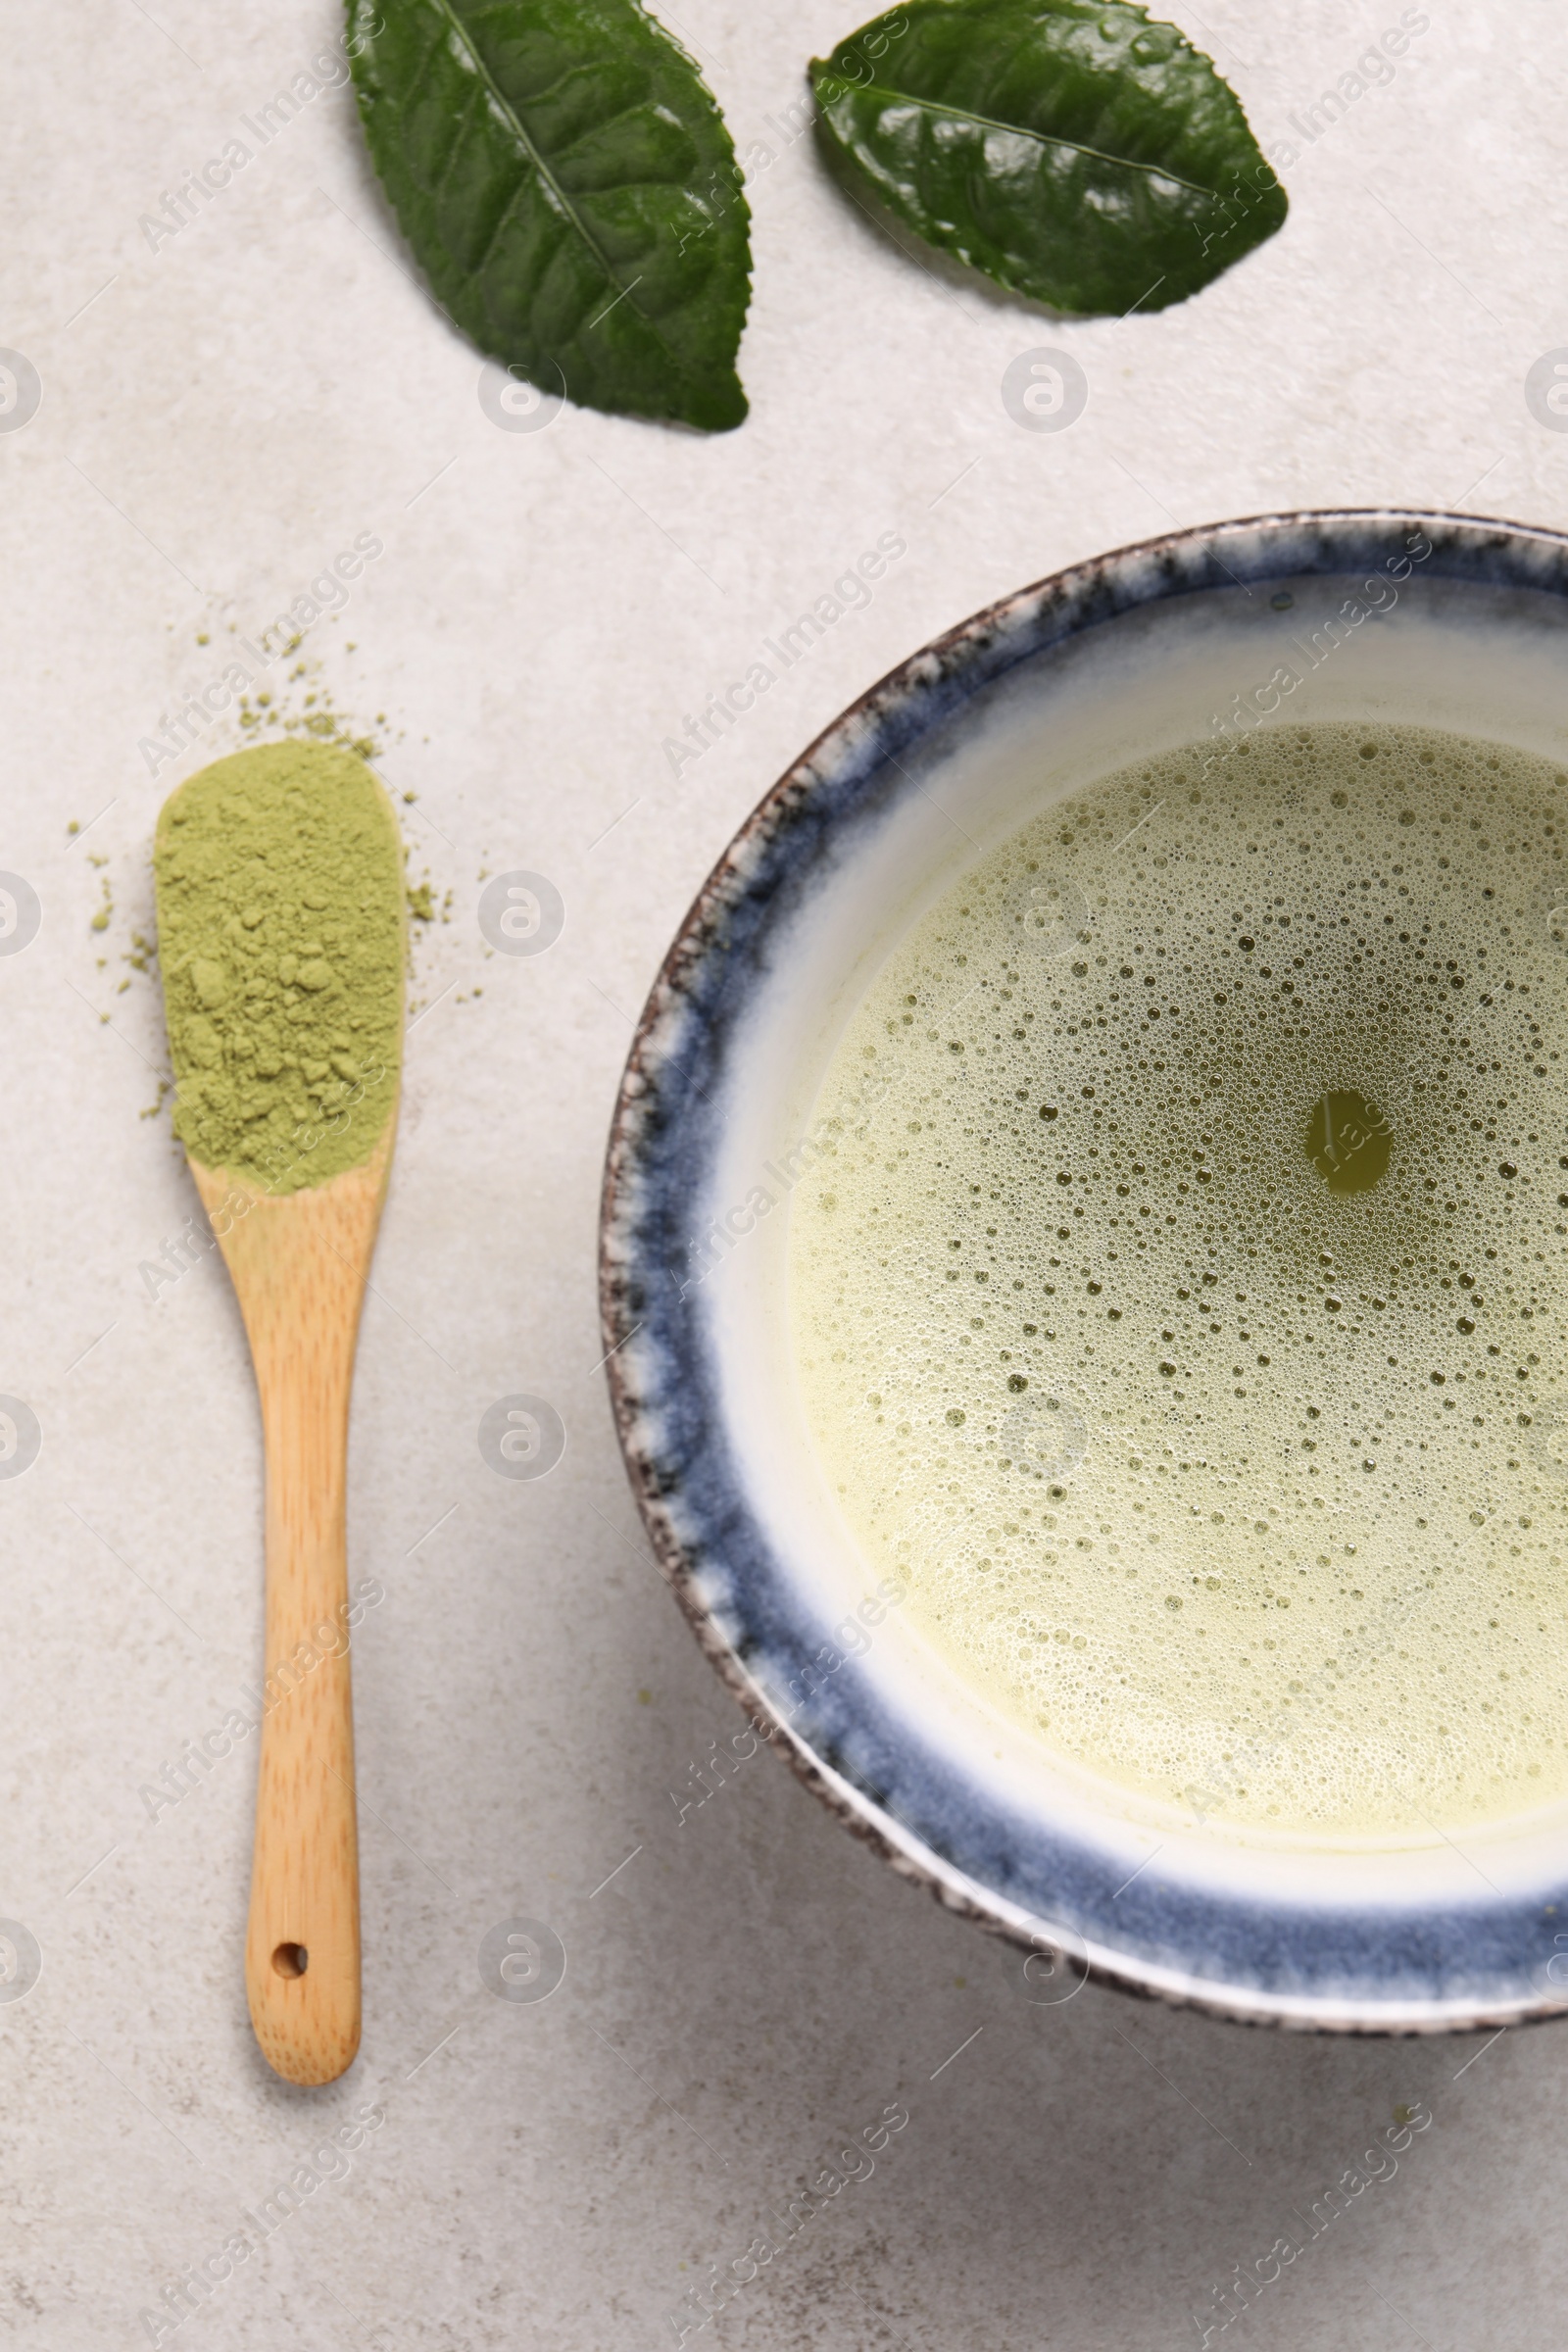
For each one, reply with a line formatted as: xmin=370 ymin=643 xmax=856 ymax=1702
xmin=155 ymin=745 xmax=405 ymax=2085
xmin=190 ymin=1136 xmax=394 ymax=2082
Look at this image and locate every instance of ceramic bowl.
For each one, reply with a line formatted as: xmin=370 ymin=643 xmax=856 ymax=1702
xmin=600 ymin=510 xmax=1568 ymax=2032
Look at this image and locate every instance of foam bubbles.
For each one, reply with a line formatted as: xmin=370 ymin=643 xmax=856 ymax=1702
xmin=788 ymin=723 xmax=1568 ymax=1838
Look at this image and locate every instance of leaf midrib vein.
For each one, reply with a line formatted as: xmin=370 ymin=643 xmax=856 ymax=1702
xmin=424 ymin=0 xmax=677 ymax=358
xmin=841 ymin=81 xmax=1222 ymax=203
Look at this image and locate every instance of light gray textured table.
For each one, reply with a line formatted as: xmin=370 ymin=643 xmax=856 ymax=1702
xmin=5 ymin=3 xmax=1565 ymax=2344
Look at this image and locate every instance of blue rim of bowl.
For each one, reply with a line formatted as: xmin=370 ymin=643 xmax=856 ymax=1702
xmin=600 ymin=509 xmax=1568 ymax=2034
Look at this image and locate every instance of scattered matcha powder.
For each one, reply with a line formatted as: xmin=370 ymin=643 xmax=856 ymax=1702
xmin=154 ymin=742 xmax=406 ymax=1194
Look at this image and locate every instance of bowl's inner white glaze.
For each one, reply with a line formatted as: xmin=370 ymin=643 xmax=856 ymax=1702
xmin=690 ymin=569 xmax=1568 ymax=1916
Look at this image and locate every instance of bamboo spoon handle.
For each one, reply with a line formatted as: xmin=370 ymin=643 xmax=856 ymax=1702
xmin=193 ymin=1140 xmax=391 ymax=2085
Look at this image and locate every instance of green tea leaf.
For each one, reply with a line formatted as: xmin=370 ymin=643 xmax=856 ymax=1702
xmin=348 ymin=0 xmax=752 ymax=430
xmin=809 ymin=0 xmax=1287 ymax=315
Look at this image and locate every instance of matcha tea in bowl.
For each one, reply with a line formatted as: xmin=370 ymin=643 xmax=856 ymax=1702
xmin=602 ymin=512 xmax=1568 ymax=2032
xmin=155 ymin=742 xmax=405 ymax=2085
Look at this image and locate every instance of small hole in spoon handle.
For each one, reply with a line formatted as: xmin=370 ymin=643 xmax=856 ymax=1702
xmin=271 ymin=1942 xmax=309 ymax=1979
